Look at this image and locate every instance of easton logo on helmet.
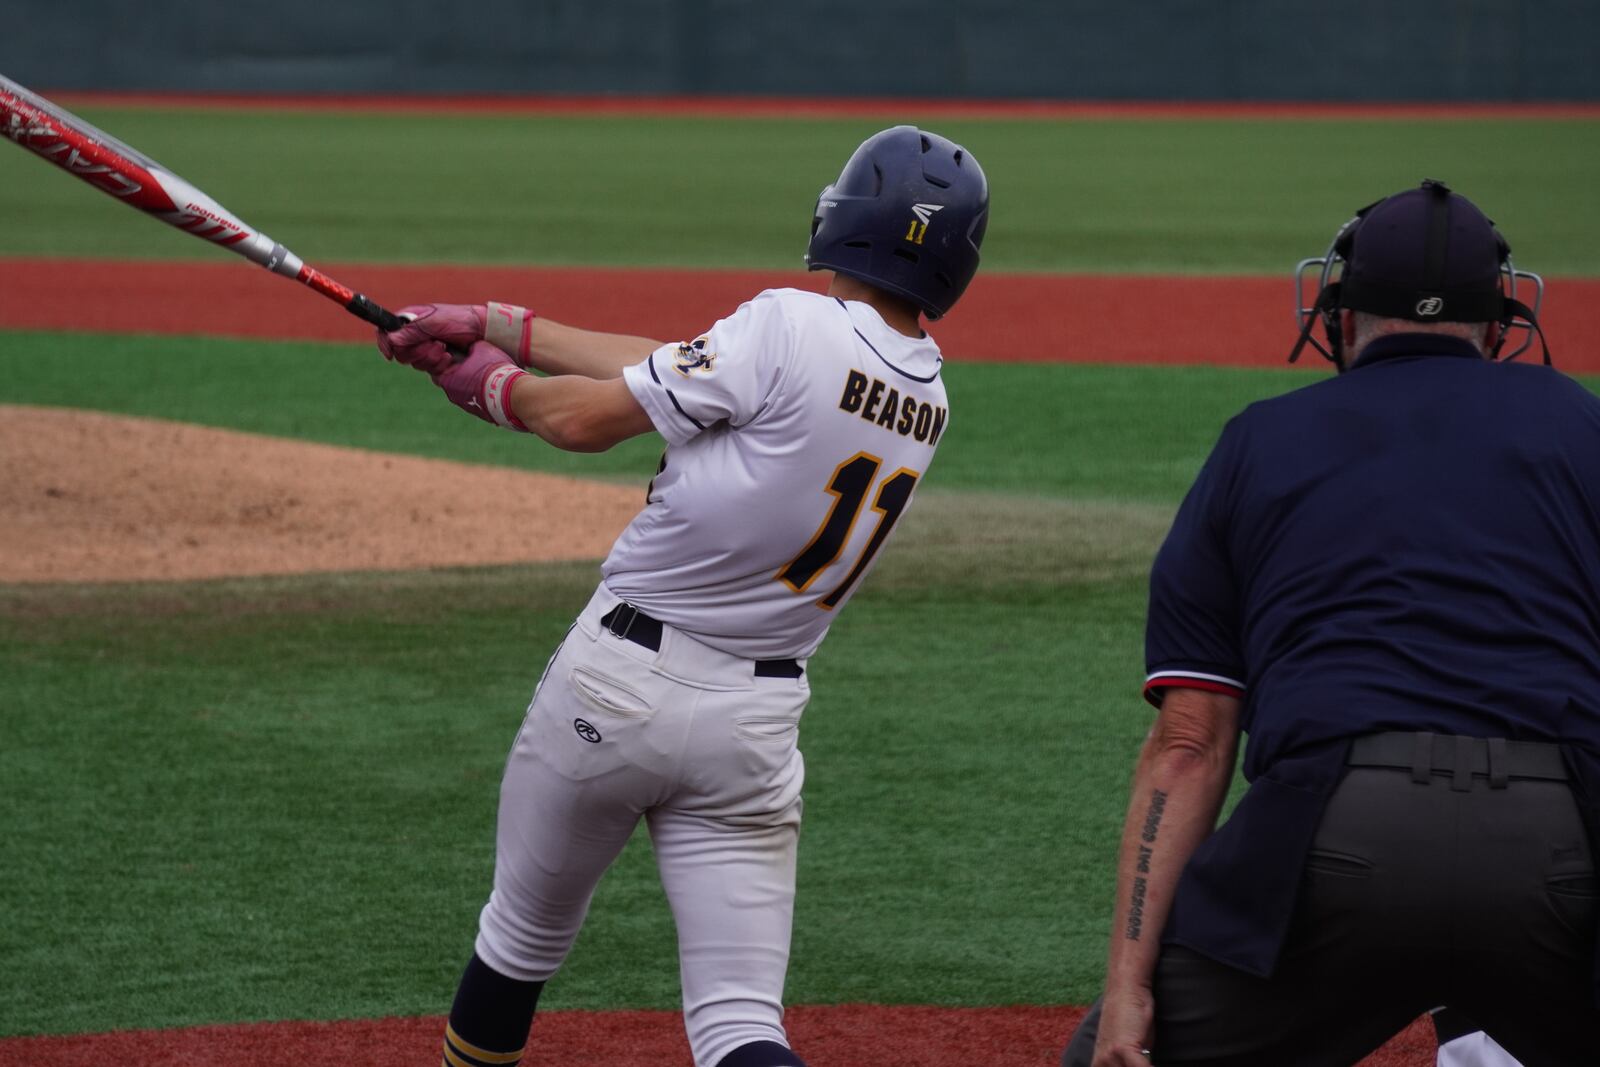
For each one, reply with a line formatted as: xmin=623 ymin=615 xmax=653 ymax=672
xmin=905 ymin=202 xmax=943 ymax=245
xmin=1416 ymin=297 xmax=1445 ymax=317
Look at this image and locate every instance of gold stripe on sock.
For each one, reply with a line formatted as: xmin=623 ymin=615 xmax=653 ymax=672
xmin=442 ymin=1044 xmax=476 ymax=1067
xmin=445 ymin=1023 xmax=526 ymax=1065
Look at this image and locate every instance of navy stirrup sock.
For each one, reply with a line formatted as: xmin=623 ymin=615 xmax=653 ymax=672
xmin=441 ymin=953 xmax=544 ymax=1066
xmin=714 ymin=1039 xmax=807 ymax=1067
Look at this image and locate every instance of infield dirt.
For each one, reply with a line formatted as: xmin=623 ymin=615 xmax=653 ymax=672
xmin=0 ymin=405 xmax=643 ymax=583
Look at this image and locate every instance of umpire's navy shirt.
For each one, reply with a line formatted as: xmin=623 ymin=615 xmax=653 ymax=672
xmin=1145 ymin=334 xmax=1600 ymax=978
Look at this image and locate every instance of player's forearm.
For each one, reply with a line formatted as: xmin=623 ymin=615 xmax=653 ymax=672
xmin=1102 ymin=689 xmax=1240 ymax=998
xmin=527 ymin=318 xmax=663 ymax=380
xmin=482 ymin=303 xmax=660 ymax=379
xmin=507 ymin=372 xmax=656 ymax=452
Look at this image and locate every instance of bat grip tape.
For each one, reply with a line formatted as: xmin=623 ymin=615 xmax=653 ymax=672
xmin=346 ymin=293 xmax=407 ymax=332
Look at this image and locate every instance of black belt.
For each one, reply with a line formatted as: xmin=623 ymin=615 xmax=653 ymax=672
xmin=1348 ymin=731 xmax=1568 ymax=790
xmin=599 ymin=603 xmax=803 ymax=679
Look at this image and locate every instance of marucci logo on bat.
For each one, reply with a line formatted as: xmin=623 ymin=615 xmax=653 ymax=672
xmin=168 ymin=201 xmax=252 ymax=244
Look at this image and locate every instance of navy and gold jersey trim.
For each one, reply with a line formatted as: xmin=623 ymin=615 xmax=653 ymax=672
xmin=836 ymin=298 xmax=941 ymax=384
xmin=648 ymin=351 xmax=707 ymax=431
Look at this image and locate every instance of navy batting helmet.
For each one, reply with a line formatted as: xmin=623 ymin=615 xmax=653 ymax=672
xmin=805 ymin=126 xmax=988 ymax=320
xmin=1289 ymin=179 xmax=1548 ymax=369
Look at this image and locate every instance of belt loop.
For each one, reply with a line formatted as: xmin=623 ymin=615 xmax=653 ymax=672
xmin=1487 ymin=738 xmax=1510 ymax=789
xmin=1411 ymin=732 xmax=1435 ymax=784
xmin=1451 ymin=735 xmax=1473 ymax=792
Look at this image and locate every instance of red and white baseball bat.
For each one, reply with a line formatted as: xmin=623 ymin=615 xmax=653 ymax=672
xmin=0 ymin=72 xmax=406 ymax=332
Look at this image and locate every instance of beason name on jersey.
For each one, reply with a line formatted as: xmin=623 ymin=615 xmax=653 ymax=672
xmin=610 ymin=287 xmax=949 ymax=660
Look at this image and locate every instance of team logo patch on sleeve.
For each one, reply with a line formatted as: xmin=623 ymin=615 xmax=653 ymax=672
xmin=672 ymin=337 xmax=717 ymax=377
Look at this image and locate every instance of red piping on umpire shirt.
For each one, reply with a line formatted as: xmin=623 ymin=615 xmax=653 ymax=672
xmin=1142 ymin=671 xmax=1246 ymax=707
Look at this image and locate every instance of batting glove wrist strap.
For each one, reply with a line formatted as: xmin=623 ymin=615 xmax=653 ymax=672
xmin=481 ymin=364 xmax=531 ymax=431
xmin=434 ymin=341 xmax=532 ymax=432
xmin=485 ymin=302 xmax=538 ymax=368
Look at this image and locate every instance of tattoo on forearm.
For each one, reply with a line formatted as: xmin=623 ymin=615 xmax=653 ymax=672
xmin=1140 ymin=788 xmax=1167 ymax=843
xmin=1124 ymin=789 xmax=1169 ymax=941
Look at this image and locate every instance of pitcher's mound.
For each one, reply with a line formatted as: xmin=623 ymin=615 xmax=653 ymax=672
xmin=0 ymin=405 xmax=644 ymax=582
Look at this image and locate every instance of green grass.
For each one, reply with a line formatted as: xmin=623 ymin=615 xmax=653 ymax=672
xmin=5 ymin=332 xmax=1599 ymax=1035
xmin=0 ymin=111 xmax=1596 ymax=274
xmin=0 ymin=507 xmax=1158 ymax=1034
xmin=0 ymin=326 xmax=1279 ymax=1035
xmin=0 ymin=330 xmax=1301 ymax=499
xmin=2 ymin=102 xmax=1598 ymax=1039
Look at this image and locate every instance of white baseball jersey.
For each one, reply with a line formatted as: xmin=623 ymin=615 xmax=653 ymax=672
xmin=606 ymin=287 xmax=949 ymax=660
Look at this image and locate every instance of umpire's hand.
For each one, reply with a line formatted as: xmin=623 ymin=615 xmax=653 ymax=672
xmin=1093 ymin=988 xmax=1154 ymax=1066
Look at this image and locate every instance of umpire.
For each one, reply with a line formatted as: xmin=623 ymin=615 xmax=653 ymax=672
xmin=1062 ymin=180 xmax=1600 ymax=1066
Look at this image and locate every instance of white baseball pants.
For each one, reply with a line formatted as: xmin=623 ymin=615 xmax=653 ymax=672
xmin=1438 ymin=1032 xmax=1523 ymax=1067
xmin=475 ymin=584 xmax=809 ymax=1067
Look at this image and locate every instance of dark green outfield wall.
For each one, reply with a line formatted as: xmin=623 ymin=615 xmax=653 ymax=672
xmin=4 ymin=0 xmax=1595 ymax=100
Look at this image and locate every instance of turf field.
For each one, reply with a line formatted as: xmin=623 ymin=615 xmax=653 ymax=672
xmin=1 ymin=102 xmax=1597 ymax=1060
xmin=3 ymin=108 xmax=1600 ymax=274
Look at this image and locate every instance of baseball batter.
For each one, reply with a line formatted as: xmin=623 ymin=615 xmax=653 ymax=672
xmin=375 ymin=126 xmax=988 ymax=1067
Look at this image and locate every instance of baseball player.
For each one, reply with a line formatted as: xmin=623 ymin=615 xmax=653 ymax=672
xmin=374 ymin=126 xmax=988 ymax=1067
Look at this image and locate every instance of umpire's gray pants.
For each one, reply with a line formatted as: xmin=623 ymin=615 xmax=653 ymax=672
xmin=1063 ymin=733 xmax=1599 ymax=1067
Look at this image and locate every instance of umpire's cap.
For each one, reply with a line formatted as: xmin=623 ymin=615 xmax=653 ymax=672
xmin=1290 ymin=179 xmax=1548 ymax=366
xmin=1338 ymin=179 xmax=1508 ymax=323
xmin=805 ymin=126 xmax=988 ymax=319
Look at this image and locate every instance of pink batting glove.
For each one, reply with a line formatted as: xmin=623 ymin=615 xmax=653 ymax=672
xmin=375 ymin=303 xmax=487 ymax=375
xmin=433 ymin=340 xmax=531 ymax=431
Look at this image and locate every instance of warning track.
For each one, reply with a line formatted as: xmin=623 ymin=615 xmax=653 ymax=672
xmin=3 ymin=257 xmax=1596 ymax=370
xmin=0 ymin=1004 xmax=1442 ymax=1066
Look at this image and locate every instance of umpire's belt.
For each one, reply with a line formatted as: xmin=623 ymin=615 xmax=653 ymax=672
xmin=600 ymin=603 xmax=804 ymax=679
xmin=1348 ymin=730 xmax=1568 ymax=791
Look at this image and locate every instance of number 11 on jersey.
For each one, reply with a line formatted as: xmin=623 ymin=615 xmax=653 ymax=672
xmin=776 ymin=451 xmax=919 ymax=609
